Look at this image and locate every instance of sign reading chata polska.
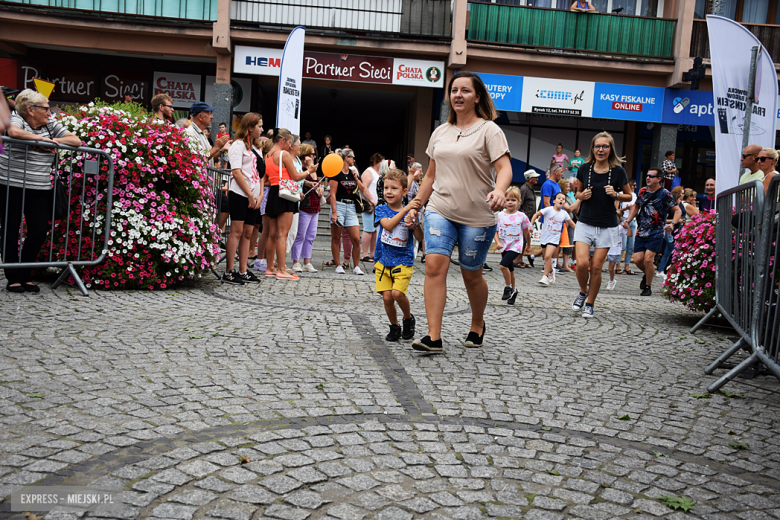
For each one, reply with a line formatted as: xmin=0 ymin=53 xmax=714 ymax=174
xmin=234 ymin=46 xmax=444 ymax=89
xmin=152 ymin=72 xmax=201 ymax=109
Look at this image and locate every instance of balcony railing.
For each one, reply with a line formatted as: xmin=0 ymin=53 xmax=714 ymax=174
xmin=468 ymin=1 xmax=675 ymax=59
xmin=231 ymin=0 xmax=451 ymax=38
xmin=0 ymin=0 xmax=217 ymax=21
xmin=690 ymin=19 xmax=780 ymax=63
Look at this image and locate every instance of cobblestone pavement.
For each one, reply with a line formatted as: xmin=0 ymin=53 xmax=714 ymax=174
xmin=1 ymin=249 xmax=779 ymax=520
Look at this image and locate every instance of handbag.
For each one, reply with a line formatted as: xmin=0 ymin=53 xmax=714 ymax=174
xmin=355 ymin=191 xmax=374 ymax=214
xmin=277 ymin=150 xmax=302 ymax=202
xmin=50 ymin=172 xmax=69 ymax=220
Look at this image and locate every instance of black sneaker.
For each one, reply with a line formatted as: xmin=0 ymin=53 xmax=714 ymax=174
xmin=507 ymin=288 xmax=519 ymax=305
xmin=528 ymin=255 xmax=535 ymax=268
xmin=412 ymin=336 xmax=443 ymax=353
xmin=501 ymin=286 xmax=513 ymax=300
xmin=222 ymin=270 xmax=245 ymax=285
xmin=402 ymin=315 xmax=416 ymax=340
xmin=421 ymin=254 xmax=425 ymax=264
xmin=237 ymin=270 xmax=260 ymax=283
xmin=482 ymin=263 xmax=493 ymax=272
xmin=386 ymin=324 xmax=402 ymax=342
xmin=641 ymin=286 xmax=652 ymax=296
xmin=640 ymin=274 xmax=647 ymax=290
xmin=464 ymin=322 xmax=486 ymax=348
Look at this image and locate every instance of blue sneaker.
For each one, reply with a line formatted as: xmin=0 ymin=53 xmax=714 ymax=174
xmin=582 ymin=303 xmax=595 ymax=318
xmin=572 ymin=292 xmax=588 ymax=311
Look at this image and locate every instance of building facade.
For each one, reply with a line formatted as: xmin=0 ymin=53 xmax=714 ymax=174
xmin=0 ymin=0 xmax=778 ymax=192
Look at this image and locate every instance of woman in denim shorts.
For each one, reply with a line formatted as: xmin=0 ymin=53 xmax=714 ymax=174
xmin=405 ymin=72 xmax=513 ymax=353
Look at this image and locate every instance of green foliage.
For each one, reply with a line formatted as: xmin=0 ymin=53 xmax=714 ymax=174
xmin=728 ymin=441 xmax=749 ymax=450
xmin=657 ymin=495 xmax=695 ymax=512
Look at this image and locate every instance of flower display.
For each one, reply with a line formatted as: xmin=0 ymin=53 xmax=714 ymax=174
xmin=661 ymin=213 xmax=716 ymax=312
xmin=41 ymin=103 xmax=219 ymax=290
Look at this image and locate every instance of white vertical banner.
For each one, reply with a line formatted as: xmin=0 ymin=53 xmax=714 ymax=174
xmin=707 ymin=15 xmax=778 ymax=195
xmin=276 ymin=26 xmax=305 ymax=135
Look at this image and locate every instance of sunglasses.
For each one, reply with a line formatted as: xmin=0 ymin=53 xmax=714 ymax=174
xmin=757 ymin=156 xmax=774 ymax=162
xmin=32 ymin=105 xmax=52 ymax=113
xmin=347 ymin=155 xmax=355 ymax=159
xmin=594 ymin=144 xmax=611 ymax=150
xmin=646 ymin=174 xmax=658 ymax=178
xmin=742 ymin=153 xmax=757 ymax=159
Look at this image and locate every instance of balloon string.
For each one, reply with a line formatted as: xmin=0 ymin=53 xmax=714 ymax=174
xmin=302 ymin=176 xmax=327 ymax=198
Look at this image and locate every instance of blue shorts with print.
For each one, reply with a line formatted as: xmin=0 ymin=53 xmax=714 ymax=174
xmin=424 ymin=211 xmax=496 ymax=272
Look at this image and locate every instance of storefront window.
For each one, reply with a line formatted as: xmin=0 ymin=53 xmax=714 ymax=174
xmin=694 ymin=0 xmax=707 ymax=18
xmin=742 ymin=0 xmax=768 ymax=23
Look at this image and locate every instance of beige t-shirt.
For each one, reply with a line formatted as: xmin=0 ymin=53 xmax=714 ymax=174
xmin=426 ymin=119 xmax=510 ymax=227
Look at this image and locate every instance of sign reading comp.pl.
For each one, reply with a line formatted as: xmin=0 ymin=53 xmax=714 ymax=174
xmin=234 ymin=46 xmax=444 ymax=89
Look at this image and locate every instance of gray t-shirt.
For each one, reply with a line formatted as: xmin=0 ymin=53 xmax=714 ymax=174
xmin=0 ymin=113 xmax=70 ymax=190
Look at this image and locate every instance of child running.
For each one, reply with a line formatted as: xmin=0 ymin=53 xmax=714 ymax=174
xmin=606 ymin=223 xmax=627 ymax=290
xmin=494 ymin=187 xmax=531 ymax=305
xmin=531 ymin=192 xmax=576 ymax=286
xmin=374 ymin=169 xmax=423 ymax=341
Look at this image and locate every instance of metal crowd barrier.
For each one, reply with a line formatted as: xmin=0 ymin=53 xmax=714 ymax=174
xmin=206 ymin=166 xmax=231 ymax=278
xmin=0 ymin=136 xmax=114 ymax=296
xmin=708 ymin=176 xmax=780 ymax=391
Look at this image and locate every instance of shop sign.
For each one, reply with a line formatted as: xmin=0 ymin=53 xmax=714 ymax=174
xmin=19 ymin=62 xmax=97 ymax=101
xmin=661 ymin=89 xmax=715 ymax=126
xmin=475 ymin=73 xmax=523 ymax=113
xmin=592 ymin=83 xmax=664 ymax=122
xmin=392 ymin=58 xmax=444 ymax=88
xmin=205 ymin=76 xmax=252 ymax=113
xmin=234 ymin=46 xmax=444 ymax=88
xmin=153 ymin=72 xmax=201 ymax=109
xmin=303 ymin=52 xmax=393 ymax=84
xmin=521 ymin=77 xmax=594 ymax=118
xmin=101 ymin=70 xmax=148 ymax=103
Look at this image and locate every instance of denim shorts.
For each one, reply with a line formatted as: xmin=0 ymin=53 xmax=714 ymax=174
xmin=329 ymin=201 xmax=360 ymax=228
xmin=424 ymin=211 xmax=496 ymax=271
xmin=362 ymin=210 xmax=376 ymax=233
xmin=573 ymin=222 xmax=620 ymax=249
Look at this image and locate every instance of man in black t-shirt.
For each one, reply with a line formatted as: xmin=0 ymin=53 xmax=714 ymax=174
xmin=571 ymin=133 xmax=633 ymax=318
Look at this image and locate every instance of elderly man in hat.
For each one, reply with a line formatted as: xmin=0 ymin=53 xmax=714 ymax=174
xmin=185 ymin=101 xmax=229 ymax=166
xmin=518 ymin=169 xmax=540 ymax=268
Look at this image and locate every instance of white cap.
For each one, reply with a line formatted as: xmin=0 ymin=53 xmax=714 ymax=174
xmin=524 ymin=169 xmax=540 ymax=180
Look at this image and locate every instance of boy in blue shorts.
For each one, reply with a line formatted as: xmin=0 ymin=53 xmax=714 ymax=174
xmin=374 ymin=169 xmax=423 ymax=341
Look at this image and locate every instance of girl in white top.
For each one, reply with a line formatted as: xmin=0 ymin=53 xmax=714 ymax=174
xmin=531 ymin=192 xmax=576 ymax=286
xmin=360 ymin=153 xmax=383 ymax=261
xmin=224 ymin=113 xmax=264 ymax=284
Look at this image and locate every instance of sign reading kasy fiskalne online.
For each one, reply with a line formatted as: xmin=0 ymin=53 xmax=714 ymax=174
xmin=234 ymin=46 xmax=444 ymax=89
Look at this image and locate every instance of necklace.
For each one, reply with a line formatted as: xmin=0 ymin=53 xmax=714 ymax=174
xmin=586 ymin=163 xmax=612 ymax=190
xmin=455 ymin=120 xmax=487 ymax=139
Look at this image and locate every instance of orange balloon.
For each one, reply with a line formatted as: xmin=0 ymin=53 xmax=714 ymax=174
xmin=322 ymin=153 xmax=344 ymax=177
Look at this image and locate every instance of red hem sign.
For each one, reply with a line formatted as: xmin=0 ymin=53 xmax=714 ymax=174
xmin=234 ymin=46 xmax=443 ymax=89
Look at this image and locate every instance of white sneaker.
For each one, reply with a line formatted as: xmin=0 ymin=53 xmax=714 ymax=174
xmin=292 ymin=262 xmax=303 ymax=272
xmin=538 ymin=275 xmax=550 ymax=286
xmin=302 ymin=263 xmax=318 ymax=272
xmin=607 ymin=279 xmax=617 ymax=291
xmin=353 ymin=266 xmax=364 ymax=275
xmin=335 ymin=265 xmax=346 ymax=274
xmin=549 ymin=271 xmax=556 ymax=284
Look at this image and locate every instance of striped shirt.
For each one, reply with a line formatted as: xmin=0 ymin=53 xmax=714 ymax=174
xmin=185 ymin=123 xmax=213 ymax=167
xmin=0 ymin=113 xmax=69 ymax=190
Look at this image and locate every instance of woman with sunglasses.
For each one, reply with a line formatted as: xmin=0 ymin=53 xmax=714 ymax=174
xmin=758 ymin=148 xmax=778 ymax=194
xmin=0 ymin=89 xmax=80 ymax=293
xmin=329 ymin=148 xmax=369 ymax=275
xmin=572 ymin=131 xmax=632 ymax=318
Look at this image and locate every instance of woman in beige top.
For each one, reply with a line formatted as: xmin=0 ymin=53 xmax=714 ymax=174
xmin=406 ymin=71 xmax=512 ymax=353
